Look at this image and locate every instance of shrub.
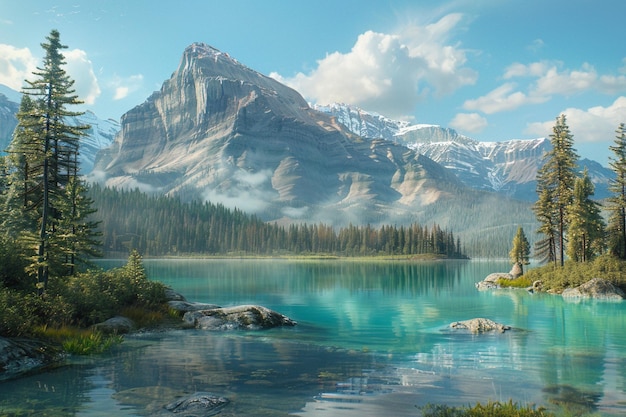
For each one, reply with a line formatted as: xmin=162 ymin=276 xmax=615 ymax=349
xmin=497 ymin=276 xmax=532 ymax=288
xmin=525 ymin=255 xmax=626 ymax=293
xmin=0 ymin=288 xmax=43 ymax=336
xmin=420 ymin=400 xmax=554 ymax=417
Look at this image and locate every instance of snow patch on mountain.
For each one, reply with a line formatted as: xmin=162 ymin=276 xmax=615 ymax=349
xmin=0 ymin=87 xmax=119 ymax=173
xmin=315 ymin=103 xmax=613 ymax=200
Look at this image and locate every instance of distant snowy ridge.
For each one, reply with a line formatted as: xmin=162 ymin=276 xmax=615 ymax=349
xmin=0 ymin=87 xmax=119 ymax=173
xmin=315 ymin=102 xmax=612 ymax=200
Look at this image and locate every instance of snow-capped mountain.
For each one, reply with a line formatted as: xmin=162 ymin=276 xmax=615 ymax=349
xmin=315 ymin=103 xmax=613 ymax=200
xmin=67 ymin=111 xmax=120 ymax=173
xmin=0 ymin=92 xmax=19 ymax=151
xmin=0 ymin=86 xmax=119 ymax=173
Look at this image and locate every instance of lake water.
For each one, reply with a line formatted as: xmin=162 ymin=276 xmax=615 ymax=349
xmin=1 ymin=259 xmax=625 ymax=416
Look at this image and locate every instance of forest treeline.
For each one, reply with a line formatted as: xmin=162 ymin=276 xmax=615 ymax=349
xmin=88 ymin=184 xmax=466 ymax=258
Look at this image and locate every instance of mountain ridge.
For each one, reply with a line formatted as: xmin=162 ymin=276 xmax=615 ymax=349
xmin=314 ymin=102 xmax=613 ymax=200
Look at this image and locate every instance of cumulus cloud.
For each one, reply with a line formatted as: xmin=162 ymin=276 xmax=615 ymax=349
xmin=64 ymin=49 xmax=101 ymax=104
xmin=271 ymin=13 xmax=476 ymax=120
xmin=0 ymin=44 xmax=38 ymax=90
xmin=525 ymin=96 xmax=626 ymax=143
xmin=0 ymin=44 xmax=101 ymax=106
xmin=449 ymin=112 xmax=487 ymax=133
xmin=468 ymin=61 xmax=626 ymax=116
xmin=463 ymin=83 xmax=548 ymax=114
xmin=110 ymin=74 xmax=144 ymax=100
xmin=508 ymin=61 xmax=626 ymax=96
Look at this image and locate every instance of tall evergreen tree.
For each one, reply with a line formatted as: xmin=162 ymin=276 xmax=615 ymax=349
xmin=566 ymin=169 xmax=605 ymax=262
xmin=533 ymin=114 xmax=579 ymax=266
xmin=3 ymin=30 xmax=94 ymax=293
xmin=607 ymin=123 xmax=626 ymax=259
xmin=509 ymin=226 xmax=530 ymax=274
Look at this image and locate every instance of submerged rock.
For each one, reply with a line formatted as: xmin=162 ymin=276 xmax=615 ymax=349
xmin=183 ymin=305 xmax=297 ymax=330
xmin=450 ymin=318 xmax=511 ymax=333
xmin=163 ymin=392 xmax=229 ymax=416
xmin=0 ymin=337 xmax=60 ymax=381
xmin=562 ymin=278 xmax=625 ymax=301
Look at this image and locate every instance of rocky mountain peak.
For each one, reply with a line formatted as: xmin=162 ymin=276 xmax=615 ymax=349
xmin=91 ymin=43 xmax=464 ymax=225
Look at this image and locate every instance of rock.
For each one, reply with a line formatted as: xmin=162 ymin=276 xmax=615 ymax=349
xmin=167 ymin=301 xmax=221 ymax=314
xmin=484 ymin=272 xmax=513 ymax=283
xmin=475 ymin=272 xmax=513 ymax=290
xmin=562 ymin=278 xmax=625 ymax=301
xmin=93 ymin=316 xmax=135 ymax=334
xmin=475 ymin=280 xmax=499 ymax=291
xmin=163 ymin=392 xmax=229 ymax=416
xmin=0 ymin=337 xmax=60 ymax=381
xmin=450 ymin=318 xmax=511 ymax=333
xmin=183 ymin=305 xmax=297 ymax=331
xmin=164 ymin=287 xmax=186 ymax=302
xmin=526 ymin=280 xmax=543 ymax=294
xmin=509 ymin=262 xmax=523 ymax=278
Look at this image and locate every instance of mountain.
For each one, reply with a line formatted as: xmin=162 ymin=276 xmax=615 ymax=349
xmin=0 ymin=93 xmax=19 ymax=152
xmin=0 ymin=86 xmax=118 ymax=173
xmin=92 ymin=43 xmax=475 ymax=225
xmin=68 ymin=111 xmax=120 ymax=173
xmin=315 ymin=103 xmax=614 ymax=200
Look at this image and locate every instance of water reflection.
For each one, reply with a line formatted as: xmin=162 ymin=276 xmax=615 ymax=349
xmin=2 ymin=259 xmax=625 ymax=416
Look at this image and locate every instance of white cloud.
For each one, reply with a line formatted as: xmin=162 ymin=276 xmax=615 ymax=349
xmin=449 ymin=112 xmax=487 ymax=133
xmin=0 ymin=44 xmax=101 ymax=105
xmin=503 ymin=62 xmax=550 ymax=79
xmin=469 ymin=62 xmax=626 ymax=116
xmin=526 ymin=39 xmax=544 ymax=53
xmin=505 ymin=61 xmax=626 ymax=96
xmin=271 ymin=14 xmax=476 ymax=120
xmin=64 ymin=49 xmax=101 ymax=105
xmin=463 ymin=82 xmax=548 ymax=114
xmin=0 ymin=44 xmax=37 ymax=90
xmin=525 ymin=96 xmax=626 ymax=143
xmin=110 ymin=74 xmax=144 ymax=100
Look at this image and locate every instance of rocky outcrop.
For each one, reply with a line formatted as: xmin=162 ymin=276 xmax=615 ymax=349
xmin=562 ymin=278 xmax=625 ymax=301
xmin=0 ymin=337 xmax=60 ymax=381
xmin=168 ymin=301 xmax=222 ymax=314
xmin=450 ymin=318 xmax=511 ymax=333
xmin=183 ymin=305 xmax=297 ymax=331
xmin=509 ymin=262 xmax=523 ymax=278
xmin=475 ymin=272 xmax=513 ymax=290
xmin=162 ymin=392 xmax=229 ymax=416
xmin=93 ymin=316 xmax=136 ymax=334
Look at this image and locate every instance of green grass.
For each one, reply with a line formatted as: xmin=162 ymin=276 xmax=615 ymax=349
xmin=420 ymin=400 xmax=553 ymax=417
xmin=35 ymin=325 xmax=123 ymax=355
xmin=497 ymin=276 xmax=532 ymax=288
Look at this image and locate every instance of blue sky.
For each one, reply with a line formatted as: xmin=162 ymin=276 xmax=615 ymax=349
xmin=1 ymin=0 xmax=625 ymax=165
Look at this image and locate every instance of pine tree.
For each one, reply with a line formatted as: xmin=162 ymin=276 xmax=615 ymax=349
xmin=566 ymin=169 xmax=605 ymax=262
xmin=509 ymin=226 xmax=530 ymax=274
xmin=533 ymin=114 xmax=578 ymax=266
xmin=607 ymin=123 xmax=626 ymax=259
xmin=3 ymin=30 xmax=94 ymax=293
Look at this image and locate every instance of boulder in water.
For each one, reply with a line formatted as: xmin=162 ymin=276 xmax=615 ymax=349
xmin=450 ymin=318 xmax=511 ymax=333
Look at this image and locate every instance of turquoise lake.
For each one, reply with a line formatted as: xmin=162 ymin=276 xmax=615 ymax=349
xmin=1 ymin=259 xmax=625 ymax=416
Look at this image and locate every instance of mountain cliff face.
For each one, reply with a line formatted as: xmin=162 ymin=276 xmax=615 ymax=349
xmin=92 ymin=43 xmax=464 ymax=224
xmin=0 ymin=93 xmax=19 ymax=153
xmin=316 ymin=103 xmax=613 ymax=200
